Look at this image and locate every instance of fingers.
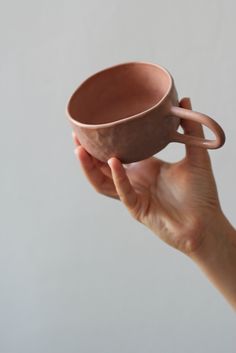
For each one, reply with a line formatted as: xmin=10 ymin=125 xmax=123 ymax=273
xmin=75 ymin=146 xmax=104 ymax=185
xmin=72 ymin=131 xmax=80 ymax=146
xmin=179 ymin=97 xmax=210 ymax=164
xmin=100 ymin=163 xmax=113 ymax=178
xmin=179 ymin=98 xmax=205 ymax=138
xmin=108 ymin=158 xmax=138 ymax=211
xmin=74 ymin=146 xmax=118 ymax=197
xmin=72 ymin=131 xmax=113 ymax=179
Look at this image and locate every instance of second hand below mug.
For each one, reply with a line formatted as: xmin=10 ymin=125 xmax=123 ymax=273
xmin=67 ymin=61 xmax=225 ymax=163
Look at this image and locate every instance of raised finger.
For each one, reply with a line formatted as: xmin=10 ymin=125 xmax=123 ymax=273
xmin=179 ymin=97 xmax=210 ymax=164
xmin=75 ymin=146 xmax=118 ymax=197
xmin=179 ymin=98 xmax=204 ymax=138
xmin=108 ymin=157 xmax=138 ymax=211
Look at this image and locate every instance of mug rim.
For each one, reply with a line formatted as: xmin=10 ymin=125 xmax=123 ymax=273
xmin=66 ymin=61 xmax=173 ymax=129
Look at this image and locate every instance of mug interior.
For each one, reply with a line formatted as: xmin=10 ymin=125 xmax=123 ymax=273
xmin=68 ymin=62 xmax=171 ymax=125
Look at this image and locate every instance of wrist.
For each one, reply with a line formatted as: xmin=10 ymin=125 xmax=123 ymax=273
xmin=189 ymin=211 xmax=234 ymax=263
xmin=188 ymin=211 xmax=236 ymax=309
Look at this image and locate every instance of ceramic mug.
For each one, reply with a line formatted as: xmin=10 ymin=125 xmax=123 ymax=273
xmin=67 ymin=62 xmax=225 ymax=163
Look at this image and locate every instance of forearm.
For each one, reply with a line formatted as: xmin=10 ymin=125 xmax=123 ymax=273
xmin=189 ymin=212 xmax=236 ymax=310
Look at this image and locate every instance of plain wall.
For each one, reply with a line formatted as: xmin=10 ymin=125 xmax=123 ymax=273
xmin=0 ymin=0 xmax=235 ymax=352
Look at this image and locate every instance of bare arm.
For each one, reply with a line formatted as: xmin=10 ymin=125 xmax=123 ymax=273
xmin=189 ymin=213 xmax=236 ymax=309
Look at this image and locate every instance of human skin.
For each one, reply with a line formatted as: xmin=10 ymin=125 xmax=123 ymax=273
xmin=73 ymin=98 xmax=236 ymax=310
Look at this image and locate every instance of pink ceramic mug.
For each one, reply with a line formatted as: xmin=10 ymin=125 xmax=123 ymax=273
xmin=67 ymin=62 xmax=225 ymax=163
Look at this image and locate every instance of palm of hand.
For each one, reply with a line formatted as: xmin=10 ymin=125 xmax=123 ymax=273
xmin=124 ymin=156 xmax=219 ymax=253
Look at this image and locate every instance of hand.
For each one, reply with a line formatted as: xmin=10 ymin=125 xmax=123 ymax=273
xmin=73 ymin=98 xmax=222 ymax=255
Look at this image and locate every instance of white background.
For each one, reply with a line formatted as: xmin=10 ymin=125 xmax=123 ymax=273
xmin=1 ymin=0 xmax=235 ymax=352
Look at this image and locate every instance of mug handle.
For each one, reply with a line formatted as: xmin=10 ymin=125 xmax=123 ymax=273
xmin=170 ymin=106 xmax=225 ymax=149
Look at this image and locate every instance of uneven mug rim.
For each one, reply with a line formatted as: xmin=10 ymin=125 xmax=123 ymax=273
xmin=66 ymin=61 xmax=174 ymax=129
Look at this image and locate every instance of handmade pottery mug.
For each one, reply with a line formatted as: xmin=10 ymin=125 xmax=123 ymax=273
xmin=67 ymin=61 xmax=225 ymax=163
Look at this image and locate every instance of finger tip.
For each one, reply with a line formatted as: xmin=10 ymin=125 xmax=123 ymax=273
xmin=107 ymin=158 xmax=114 ymax=168
xmin=78 ymin=146 xmax=87 ymax=158
xmin=108 ymin=157 xmax=121 ymax=168
xmin=74 ymin=145 xmax=86 ymax=160
xmin=180 ymin=97 xmax=192 ymax=109
xmin=72 ymin=131 xmax=76 ymax=142
xmin=72 ymin=131 xmax=81 ymax=146
xmin=74 ymin=146 xmax=80 ymax=159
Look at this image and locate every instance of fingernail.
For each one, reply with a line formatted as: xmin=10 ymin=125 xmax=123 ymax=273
xmin=108 ymin=159 xmax=112 ymax=167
